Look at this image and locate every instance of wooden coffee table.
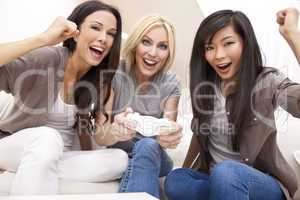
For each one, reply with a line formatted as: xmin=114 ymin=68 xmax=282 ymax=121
xmin=0 ymin=193 xmax=158 ymax=200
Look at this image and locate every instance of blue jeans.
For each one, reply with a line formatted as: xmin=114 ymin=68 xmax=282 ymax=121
xmin=119 ymin=138 xmax=173 ymax=198
xmin=165 ymin=160 xmax=285 ymax=200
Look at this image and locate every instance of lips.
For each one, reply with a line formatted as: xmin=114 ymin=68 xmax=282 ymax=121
xmin=216 ymin=62 xmax=232 ymax=71
xmin=89 ymin=46 xmax=104 ymax=60
xmin=143 ymin=58 xmax=159 ymax=68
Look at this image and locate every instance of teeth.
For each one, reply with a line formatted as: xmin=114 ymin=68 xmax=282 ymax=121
xmin=217 ymin=63 xmax=230 ymax=68
xmin=144 ymin=58 xmax=157 ymax=65
xmin=91 ymin=46 xmax=104 ymax=53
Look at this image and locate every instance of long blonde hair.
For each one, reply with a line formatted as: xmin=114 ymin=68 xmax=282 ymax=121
xmin=122 ymin=15 xmax=176 ymax=73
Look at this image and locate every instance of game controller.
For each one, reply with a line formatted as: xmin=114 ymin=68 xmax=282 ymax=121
xmin=125 ymin=112 xmax=176 ymax=137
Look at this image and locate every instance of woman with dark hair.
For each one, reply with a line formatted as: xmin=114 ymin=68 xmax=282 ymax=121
xmin=0 ymin=0 xmax=132 ymax=195
xmin=164 ymin=9 xmax=300 ymax=200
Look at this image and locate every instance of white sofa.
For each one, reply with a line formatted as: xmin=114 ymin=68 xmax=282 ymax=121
xmin=0 ymin=91 xmax=300 ymax=199
xmin=0 ymin=91 xmax=119 ymax=196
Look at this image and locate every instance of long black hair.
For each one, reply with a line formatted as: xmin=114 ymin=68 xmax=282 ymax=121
xmin=63 ymin=0 xmax=122 ymax=135
xmin=190 ymin=10 xmax=263 ymax=151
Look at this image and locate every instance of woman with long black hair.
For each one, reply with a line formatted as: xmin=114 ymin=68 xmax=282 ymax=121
xmin=165 ymin=8 xmax=300 ymax=200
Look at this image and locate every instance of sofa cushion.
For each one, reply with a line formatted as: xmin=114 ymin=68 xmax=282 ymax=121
xmin=0 ymin=171 xmax=119 ymax=195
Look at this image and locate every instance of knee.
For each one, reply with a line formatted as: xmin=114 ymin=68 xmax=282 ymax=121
xmin=28 ymin=127 xmax=63 ymax=163
xmin=111 ymin=149 xmax=129 ymax=173
xmin=134 ymin=138 xmax=160 ymax=155
xmin=210 ymin=160 xmax=242 ymax=187
xmin=164 ymin=168 xmax=188 ymax=199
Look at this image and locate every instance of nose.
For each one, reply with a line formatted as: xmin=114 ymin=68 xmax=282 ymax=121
xmin=148 ymin=46 xmax=158 ymax=57
xmin=215 ymin=47 xmax=226 ymax=60
xmin=97 ymin=30 xmax=107 ymax=44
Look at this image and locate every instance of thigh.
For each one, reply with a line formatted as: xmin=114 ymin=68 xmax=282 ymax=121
xmin=243 ymin=167 xmax=285 ymax=200
xmin=0 ymin=127 xmax=51 ymax=171
xmin=210 ymin=161 xmax=285 ymax=200
xmin=165 ymin=168 xmax=209 ymax=200
xmin=249 ymin=177 xmax=285 ymax=200
xmin=58 ymin=148 xmax=128 ymax=182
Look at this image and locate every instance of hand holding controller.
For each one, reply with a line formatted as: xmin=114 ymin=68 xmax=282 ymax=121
xmin=125 ymin=112 xmax=176 ymax=137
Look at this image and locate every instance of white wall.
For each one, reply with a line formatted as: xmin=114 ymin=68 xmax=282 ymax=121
xmin=0 ymin=0 xmax=78 ymax=42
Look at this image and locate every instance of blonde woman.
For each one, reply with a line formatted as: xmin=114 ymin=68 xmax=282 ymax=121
xmin=110 ymin=15 xmax=182 ymax=198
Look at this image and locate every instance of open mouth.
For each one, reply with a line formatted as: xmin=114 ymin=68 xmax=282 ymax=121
xmin=143 ymin=58 xmax=159 ymax=68
xmin=216 ymin=62 xmax=232 ymax=71
xmin=89 ymin=46 xmax=104 ymax=59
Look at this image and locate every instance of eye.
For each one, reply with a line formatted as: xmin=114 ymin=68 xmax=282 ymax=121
xmin=142 ymin=39 xmax=151 ymax=46
xmin=91 ymin=25 xmax=101 ymax=31
xmin=205 ymin=46 xmax=214 ymax=51
xmin=107 ymin=31 xmax=116 ymax=38
xmin=224 ymin=41 xmax=235 ymax=47
xmin=158 ymin=43 xmax=168 ymax=50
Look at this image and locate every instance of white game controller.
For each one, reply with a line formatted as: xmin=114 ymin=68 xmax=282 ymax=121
xmin=125 ymin=112 xmax=176 ymax=137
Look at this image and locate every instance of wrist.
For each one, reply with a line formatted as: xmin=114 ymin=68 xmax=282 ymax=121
xmin=282 ymin=29 xmax=300 ymax=43
xmin=34 ymin=33 xmax=51 ymax=47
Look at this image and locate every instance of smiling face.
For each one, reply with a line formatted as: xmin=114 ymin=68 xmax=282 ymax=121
xmin=74 ymin=10 xmax=117 ymax=67
xmin=134 ymin=25 xmax=170 ymax=81
xmin=204 ymin=25 xmax=244 ymax=82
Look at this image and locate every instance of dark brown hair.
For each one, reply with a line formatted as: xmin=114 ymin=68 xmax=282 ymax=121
xmin=63 ymin=0 xmax=122 ymax=136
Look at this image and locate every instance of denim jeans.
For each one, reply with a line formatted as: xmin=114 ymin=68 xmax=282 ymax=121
xmin=119 ymin=138 xmax=173 ymax=198
xmin=165 ymin=160 xmax=285 ymax=200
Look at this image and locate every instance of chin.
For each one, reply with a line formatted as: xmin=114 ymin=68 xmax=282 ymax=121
xmin=143 ymin=70 xmax=157 ymax=78
xmin=221 ymin=75 xmax=235 ymax=81
xmin=89 ymin=59 xmax=102 ymax=66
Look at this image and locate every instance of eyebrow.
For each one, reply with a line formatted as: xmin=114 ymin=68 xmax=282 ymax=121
xmin=221 ymin=35 xmax=234 ymax=41
xmin=143 ymin=35 xmax=153 ymax=42
xmin=143 ymin=35 xmax=168 ymax=43
xmin=90 ymin=21 xmax=117 ymax=31
xmin=205 ymin=35 xmax=234 ymax=45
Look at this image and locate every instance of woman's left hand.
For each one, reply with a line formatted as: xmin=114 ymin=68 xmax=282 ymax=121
xmin=277 ymin=8 xmax=299 ymax=39
xmin=157 ymin=121 xmax=183 ymax=149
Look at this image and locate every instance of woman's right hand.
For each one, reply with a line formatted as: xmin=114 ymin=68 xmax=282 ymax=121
xmin=40 ymin=16 xmax=79 ymax=46
xmin=111 ymin=108 xmax=136 ymax=142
